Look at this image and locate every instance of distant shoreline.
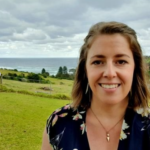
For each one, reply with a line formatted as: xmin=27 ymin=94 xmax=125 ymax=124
xmin=0 ymin=58 xmax=78 ymax=75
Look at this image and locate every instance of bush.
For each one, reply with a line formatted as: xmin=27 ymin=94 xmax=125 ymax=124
xmin=27 ymin=73 xmax=42 ymax=82
xmin=14 ymin=69 xmax=18 ymax=71
xmin=8 ymin=73 xmax=17 ymax=77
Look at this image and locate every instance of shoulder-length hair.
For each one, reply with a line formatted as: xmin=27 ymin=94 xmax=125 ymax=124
xmin=71 ymin=21 xmax=150 ymax=114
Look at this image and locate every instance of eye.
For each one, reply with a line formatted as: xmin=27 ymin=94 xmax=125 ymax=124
xmin=92 ymin=60 xmax=103 ymax=65
xmin=116 ymin=60 xmax=127 ymax=65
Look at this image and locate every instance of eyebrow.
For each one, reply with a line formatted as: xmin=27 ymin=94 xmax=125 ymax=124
xmin=91 ymin=54 xmax=130 ymax=59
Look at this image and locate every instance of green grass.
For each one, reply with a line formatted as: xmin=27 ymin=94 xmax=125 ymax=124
xmin=1 ymin=68 xmax=149 ymax=150
xmin=0 ymin=69 xmax=73 ymax=149
xmin=0 ymin=93 xmax=70 ymax=150
xmin=0 ymin=69 xmax=29 ymax=76
xmin=1 ymin=78 xmax=73 ymax=96
xmin=0 ymin=69 xmax=73 ymax=95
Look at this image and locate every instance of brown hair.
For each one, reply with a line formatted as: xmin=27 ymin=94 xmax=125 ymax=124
xmin=71 ymin=21 xmax=150 ymax=113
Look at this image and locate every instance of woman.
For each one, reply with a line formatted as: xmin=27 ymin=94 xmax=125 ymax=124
xmin=42 ymin=22 xmax=150 ymax=150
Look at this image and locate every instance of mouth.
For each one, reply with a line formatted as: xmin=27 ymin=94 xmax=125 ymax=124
xmin=99 ymin=83 xmax=121 ymax=89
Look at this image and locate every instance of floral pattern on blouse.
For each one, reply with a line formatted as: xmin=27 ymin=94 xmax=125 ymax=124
xmin=46 ymin=104 xmax=150 ymax=150
xmin=80 ymin=122 xmax=86 ymax=135
xmin=120 ymin=120 xmax=129 ymax=140
xmin=50 ymin=129 xmax=65 ymax=150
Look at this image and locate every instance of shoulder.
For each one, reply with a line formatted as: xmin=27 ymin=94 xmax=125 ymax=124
xmin=46 ymin=104 xmax=72 ymax=130
xmin=134 ymin=107 xmax=150 ymax=133
xmin=46 ymin=104 xmax=86 ymax=134
xmin=123 ymin=107 xmax=150 ymax=148
xmin=136 ymin=107 xmax=150 ymax=145
xmin=46 ymin=104 xmax=73 ymax=146
xmin=46 ymin=104 xmax=87 ymax=147
xmin=124 ymin=107 xmax=150 ymax=132
xmin=136 ymin=107 xmax=150 ymax=118
xmin=46 ymin=104 xmax=87 ymax=149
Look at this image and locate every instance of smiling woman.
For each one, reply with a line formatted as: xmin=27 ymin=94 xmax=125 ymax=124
xmin=86 ymin=34 xmax=135 ymax=107
xmin=42 ymin=22 xmax=150 ymax=150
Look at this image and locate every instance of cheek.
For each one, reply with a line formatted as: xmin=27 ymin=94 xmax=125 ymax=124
xmin=121 ymin=67 xmax=134 ymax=85
xmin=86 ymin=68 xmax=102 ymax=85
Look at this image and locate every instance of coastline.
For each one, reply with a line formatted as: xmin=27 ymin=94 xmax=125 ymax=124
xmin=0 ymin=58 xmax=78 ymax=75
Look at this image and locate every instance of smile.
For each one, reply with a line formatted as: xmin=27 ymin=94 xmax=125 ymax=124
xmin=99 ymin=84 xmax=120 ymax=89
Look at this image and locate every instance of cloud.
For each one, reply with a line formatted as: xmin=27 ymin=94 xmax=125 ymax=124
xmin=0 ymin=0 xmax=150 ymax=57
xmin=13 ymin=28 xmax=48 ymax=41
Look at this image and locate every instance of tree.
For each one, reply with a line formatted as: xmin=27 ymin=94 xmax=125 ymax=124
xmin=41 ymin=68 xmax=50 ymax=78
xmin=41 ymin=68 xmax=46 ymax=74
xmin=56 ymin=66 xmax=63 ymax=78
xmin=42 ymin=72 xmax=50 ymax=78
xmin=55 ymin=66 xmax=74 ymax=80
xmin=69 ymin=68 xmax=76 ymax=74
xmin=57 ymin=66 xmax=63 ymax=75
xmin=63 ymin=66 xmax=68 ymax=74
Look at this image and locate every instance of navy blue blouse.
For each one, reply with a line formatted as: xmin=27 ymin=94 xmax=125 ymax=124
xmin=46 ymin=104 xmax=150 ymax=150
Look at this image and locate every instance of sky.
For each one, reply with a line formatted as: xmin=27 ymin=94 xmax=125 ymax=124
xmin=0 ymin=0 xmax=150 ymax=58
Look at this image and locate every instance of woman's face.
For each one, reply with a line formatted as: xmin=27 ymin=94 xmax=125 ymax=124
xmin=86 ymin=34 xmax=135 ymax=105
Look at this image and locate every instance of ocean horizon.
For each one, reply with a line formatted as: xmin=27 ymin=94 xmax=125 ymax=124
xmin=0 ymin=58 xmax=79 ymax=75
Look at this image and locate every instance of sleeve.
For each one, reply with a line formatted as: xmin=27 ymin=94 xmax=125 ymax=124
xmin=46 ymin=112 xmax=55 ymax=144
xmin=46 ymin=112 xmax=63 ymax=150
xmin=45 ymin=106 xmax=69 ymax=149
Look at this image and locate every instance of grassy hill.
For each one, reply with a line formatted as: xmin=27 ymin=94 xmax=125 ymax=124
xmin=0 ymin=68 xmax=150 ymax=150
xmin=0 ymin=93 xmax=69 ymax=150
xmin=0 ymin=69 xmax=73 ymax=150
xmin=0 ymin=68 xmax=73 ymax=99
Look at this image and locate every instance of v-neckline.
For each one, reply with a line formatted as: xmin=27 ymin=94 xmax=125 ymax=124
xmin=82 ymin=107 xmax=132 ymax=150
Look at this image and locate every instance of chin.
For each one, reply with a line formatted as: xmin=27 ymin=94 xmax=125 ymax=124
xmin=101 ymin=98 xmax=127 ymax=105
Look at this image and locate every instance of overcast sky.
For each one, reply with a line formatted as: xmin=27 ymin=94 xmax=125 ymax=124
xmin=0 ymin=0 xmax=150 ymax=58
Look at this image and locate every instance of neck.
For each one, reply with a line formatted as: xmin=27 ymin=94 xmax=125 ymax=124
xmin=90 ymin=97 xmax=128 ymax=119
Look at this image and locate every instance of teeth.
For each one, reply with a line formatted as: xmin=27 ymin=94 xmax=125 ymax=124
xmin=101 ymin=84 xmax=119 ymax=89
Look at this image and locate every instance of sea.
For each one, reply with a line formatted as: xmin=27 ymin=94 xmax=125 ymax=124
xmin=0 ymin=58 xmax=79 ymax=75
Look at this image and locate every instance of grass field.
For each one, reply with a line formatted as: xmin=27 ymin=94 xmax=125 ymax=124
xmin=2 ymin=78 xmax=73 ymax=95
xmin=0 ymin=92 xmax=69 ymax=150
xmin=0 ymin=68 xmax=150 ymax=150
xmin=0 ymin=70 xmax=73 ymax=149
xmin=0 ymin=68 xmax=73 ymax=96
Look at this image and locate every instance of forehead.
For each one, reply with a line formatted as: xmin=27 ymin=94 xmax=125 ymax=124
xmin=87 ymin=34 xmax=132 ymax=58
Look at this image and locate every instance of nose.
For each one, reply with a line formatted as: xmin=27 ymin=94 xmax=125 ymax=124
xmin=102 ymin=62 xmax=117 ymax=79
